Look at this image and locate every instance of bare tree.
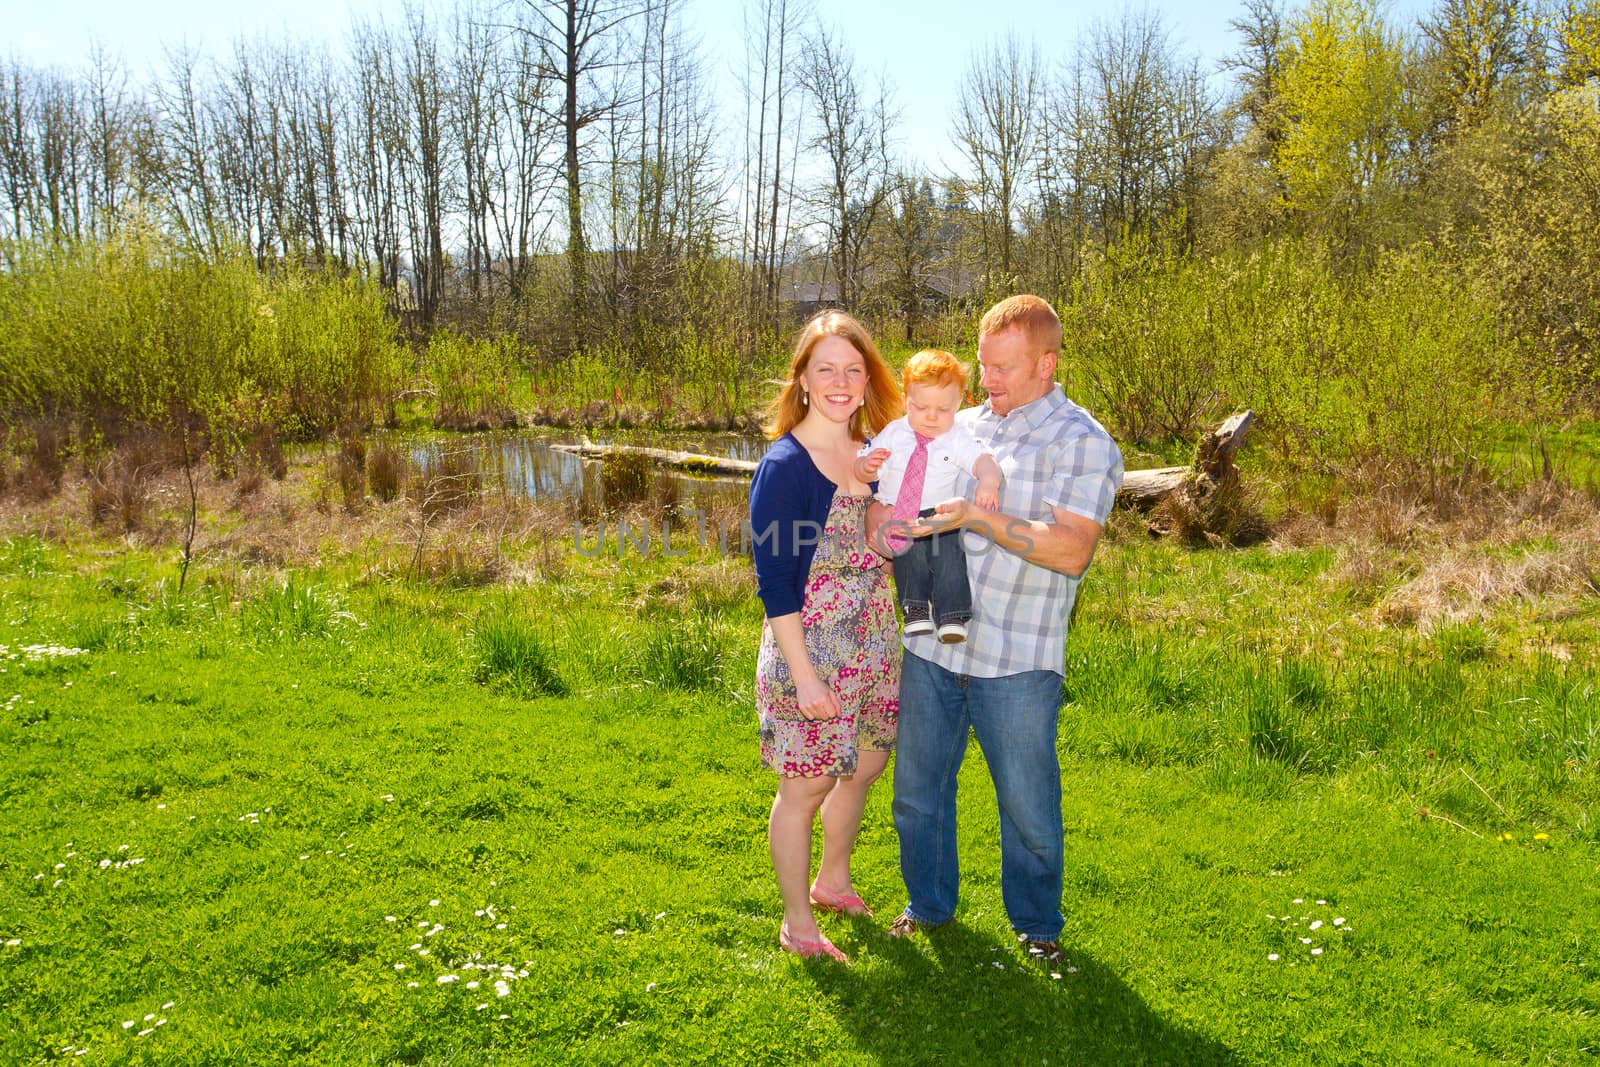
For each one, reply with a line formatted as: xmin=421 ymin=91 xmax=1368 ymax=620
xmin=876 ymin=169 xmax=939 ymax=341
xmin=515 ymin=0 xmax=648 ymax=349
xmin=487 ymin=18 xmax=558 ymax=303
xmin=348 ymin=20 xmax=407 ymax=296
xmin=1079 ymin=10 xmax=1217 ymax=246
xmin=306 ymin=51 xmax=349 ymax=267
xmin=453 ymin=1 xmax=499 ymax=302
xmin=214 ymin=39 xmax=273 ymax=263
xmin=796 ymin=22 xmax=893 ymax=309
xmin=596 ymin=0 xmax=730 ymax=367
xmin=85 ymin=43 xmax=136 ymax=234
xmin=33 ymin=70 xmax=91 ymax=242
xmin=153 ymin=45 xmax=224 ymax=256
xmin=1223 ymin=0 xmax=1287 ymax=154
xmin=954 ymin=35 xmax=1039 ymax=296
xmin=401 ymin=7 xmax=450 ymax=326
xmin=1032 ymin=58 xmax=1092 ymax=299
xmin=0 ymin=61 xmax=39 ymax=243
xmin=740 ymin=0 xmax=811 ymax=334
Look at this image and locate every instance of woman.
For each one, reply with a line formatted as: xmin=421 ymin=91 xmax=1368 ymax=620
xmin=750 ymin=310 xmax=902 ymax=962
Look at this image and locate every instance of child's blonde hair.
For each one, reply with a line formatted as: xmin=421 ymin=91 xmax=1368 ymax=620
xmin=902 ymin=349 xmax=968 ymax=393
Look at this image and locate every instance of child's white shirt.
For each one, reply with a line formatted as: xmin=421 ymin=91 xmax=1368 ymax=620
xmin=862 ymin=417 xmax=992 ymax=511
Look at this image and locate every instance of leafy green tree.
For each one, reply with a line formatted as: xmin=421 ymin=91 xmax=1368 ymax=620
xmin=1274 ymin=0 xmax=1410 ymax=235
xmin=1554 ymin=0 xmax=1600 ymax=85
xmin=1419 ymin=0 xmax=1530 ymax=126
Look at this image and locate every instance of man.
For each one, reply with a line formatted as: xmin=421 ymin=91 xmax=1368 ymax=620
xmin=868 ymin=295 xmax=1123 ymax=962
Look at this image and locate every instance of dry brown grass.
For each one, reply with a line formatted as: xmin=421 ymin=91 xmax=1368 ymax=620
xmin=1377 ymin=526 xmax=1600 ymax=631
xmin=1145 ymin=470 xmax=1269 ymax=548
xmin=335 ymin=434 xmax=367 ymax=513
xmin=1277 ymin=476 xmax=1600 ymax=631
xmin=411 ymin=448 xmax=482 ymax=519
xmin=369 ymin=444 xmax=406 ymax=502
xmin=11 ymin=417 xmax=72 ymax=500
xmin=85 ymin=454 xmax=152 ymax=532
xmin=83 ymin=430 xmax=178 ymax=533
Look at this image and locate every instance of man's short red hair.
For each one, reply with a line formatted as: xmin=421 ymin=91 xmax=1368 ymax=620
xmin=978 ymin=295 xmax=1062 ymax=360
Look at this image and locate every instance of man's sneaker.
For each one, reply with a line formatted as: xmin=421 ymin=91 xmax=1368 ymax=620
xmin=903 ymin=603 xmax=934 ymax=636
xmin=936 ymin=620 xmax=967 ymax=644
xmin=1019 ymin=935 xmax=1064 ymax=964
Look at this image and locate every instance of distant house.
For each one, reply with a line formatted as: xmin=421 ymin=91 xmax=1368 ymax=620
xmin=781 ymin=280 xmax=841 ymax=318
xmin=777 ymin=266 xmax=979 ymax=320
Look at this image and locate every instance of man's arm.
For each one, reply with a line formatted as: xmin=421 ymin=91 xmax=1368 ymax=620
xmin=926 ymin=499 xmax=1102 ymax=578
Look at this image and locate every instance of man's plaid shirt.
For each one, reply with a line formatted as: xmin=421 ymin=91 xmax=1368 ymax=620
xmin=909 ymin=384 xmax=1123 ymax=678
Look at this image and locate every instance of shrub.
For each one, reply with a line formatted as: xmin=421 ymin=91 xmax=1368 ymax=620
xmin=640 ymin=614 xmax=720 ymax=691
xmin=472 ymin=615 xmax=566 ymax=696
xmin=336 ymin=433 xmax=367 ymax=513
xmin=0 ymin=228 xmax=401 ymax=457
xmin=423 ymin=332 xmax=518 ymax=430
xmin=600 ymin=451 xmax=654 ymax=509
xmin=1064 ymin=240 xmax=1227 ymax=444
xmin=369 ymin=444 xmax=407 ymax=502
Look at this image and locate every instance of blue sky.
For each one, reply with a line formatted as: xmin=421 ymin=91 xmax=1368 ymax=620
xmin=5 ymin=0 xmax=1433 ymax=170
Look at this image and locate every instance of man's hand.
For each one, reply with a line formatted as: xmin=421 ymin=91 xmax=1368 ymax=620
xmin=928 ymin=497 xmax=1103 ymax=577
xmin=865 ymin=500 xmax=899 ymax=560
xmin=853 ymin=448 xmax=890 ymax=484
xmin=927 ymin=496 xmax=976 ymax=532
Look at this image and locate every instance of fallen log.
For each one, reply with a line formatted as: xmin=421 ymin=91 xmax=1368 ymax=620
xmin=1116 ymin=411 xmax=1255 ymax=512
xmin=550 ymin=441 xmax=757 ymax=477
xmin=1118 ymin=465 xmax=1189 ymax=509
xmin=552 ymin=410 xmax=1255 ymax=507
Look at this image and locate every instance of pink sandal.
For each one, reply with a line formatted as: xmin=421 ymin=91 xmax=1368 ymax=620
xmin=809 ymin=884 xmax=873 ymax=917
xmin=779 ymin=922 xmax=848 ymax=962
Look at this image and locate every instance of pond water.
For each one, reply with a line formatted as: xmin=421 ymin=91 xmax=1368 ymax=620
xmin=388 ymin=429 xmax=768 ymax=511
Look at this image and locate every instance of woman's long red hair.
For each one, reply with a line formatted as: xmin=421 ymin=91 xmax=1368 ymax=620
xmin=763 ymin=310 xmax=902 ymax=441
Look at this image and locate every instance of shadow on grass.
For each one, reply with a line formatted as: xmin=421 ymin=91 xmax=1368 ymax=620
xmin=806 ymin=920 xmax=1239 ymax=1066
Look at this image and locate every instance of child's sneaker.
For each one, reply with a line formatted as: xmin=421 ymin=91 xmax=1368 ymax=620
xmin=936 ymin=621 xmax=967 ymax=644
xmin=904 ymin=603 xmax=934 ymax=636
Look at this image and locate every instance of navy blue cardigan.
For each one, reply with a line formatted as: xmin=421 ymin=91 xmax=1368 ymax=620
xmin=749 ymin=434 xmax=872 ymax=619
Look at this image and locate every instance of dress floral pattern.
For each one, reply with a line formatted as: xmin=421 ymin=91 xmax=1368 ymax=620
xmin=756 ymin=492 xmax=900 ymax=778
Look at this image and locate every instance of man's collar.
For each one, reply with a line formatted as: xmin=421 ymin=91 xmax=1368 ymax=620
xmin=976 ymin=384 xmax=1065 ymax=433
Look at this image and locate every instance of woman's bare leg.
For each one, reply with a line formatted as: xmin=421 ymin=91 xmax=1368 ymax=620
xmin=769 ymin=774 xmax=834 ymax=940
xmin=813 ymin=749 xmax=890 ymax=900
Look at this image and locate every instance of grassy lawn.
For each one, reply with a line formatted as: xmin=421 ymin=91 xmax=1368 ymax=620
xmin=2 ymin=483 xmax=1597 ymax=1063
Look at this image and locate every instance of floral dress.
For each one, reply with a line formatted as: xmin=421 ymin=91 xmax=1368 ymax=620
xmin=756 ymin=492 xmax=900 ymax=778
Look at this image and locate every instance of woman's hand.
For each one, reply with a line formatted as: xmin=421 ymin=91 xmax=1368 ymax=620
xmin=795 ymin=675 xmax=843 ymax=720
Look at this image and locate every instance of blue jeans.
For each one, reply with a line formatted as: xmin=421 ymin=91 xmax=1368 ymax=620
xmin=891 ymin=527 xmax=971 ymax=626
xmin=892 ymin=650 xmax=1066 ymax=940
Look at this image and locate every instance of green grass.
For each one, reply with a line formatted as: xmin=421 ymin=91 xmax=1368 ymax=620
xmin=1479 ymin=419 xmax=1600 ymax=489
xmin=1 ymin=528 xmax=1597 ymax=1064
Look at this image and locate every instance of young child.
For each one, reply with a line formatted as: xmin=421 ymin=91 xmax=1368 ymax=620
xmin=853 ymin=349 xmax=1001 ymax=644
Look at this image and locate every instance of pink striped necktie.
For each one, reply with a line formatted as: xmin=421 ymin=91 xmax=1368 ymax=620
xmin=888 ymin=431 xmax=932 ymax=550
